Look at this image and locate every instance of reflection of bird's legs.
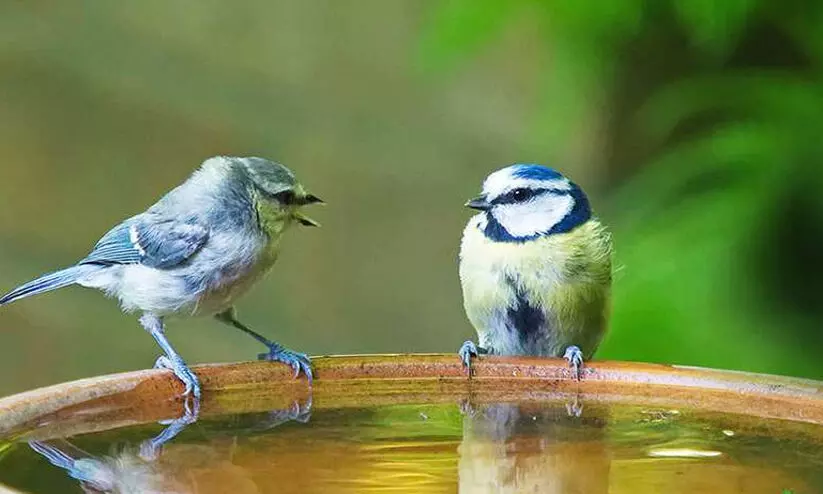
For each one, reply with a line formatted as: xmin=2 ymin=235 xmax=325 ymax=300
xmin=459 ymin=397 xmax=479 ymax=417
xmin=256 ymin=395 xmax=313 ymax=431
xmin=564 ymin=393 xmax=584 ymax=418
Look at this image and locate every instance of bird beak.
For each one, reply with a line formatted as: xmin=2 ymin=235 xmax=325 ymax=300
xmin=465 ymin=195 xmax=491 ymax=211
xmin=293 ymin=193 xmax=322 ymax=227
xmin=298 ymin=194 xmax=325 ymax=206
xmin=294 ymin=212 xmax=320 ymax=227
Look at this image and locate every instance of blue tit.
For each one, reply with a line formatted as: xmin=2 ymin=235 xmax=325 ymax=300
xmin=457 ymin=164 xmax=612 ymax=377
xmin=0 ymin=156 xmax=323 ymax=399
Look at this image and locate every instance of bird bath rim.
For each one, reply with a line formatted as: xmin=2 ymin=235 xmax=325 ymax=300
xmin=2 ymin=354 xmax=823 ymax=442
xmin=3 ymin=355 xmax=823 ymax=494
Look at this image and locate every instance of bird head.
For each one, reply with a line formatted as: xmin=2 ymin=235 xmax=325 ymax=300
xmin=238 ymin=157 xmax=324 ymax=228
xmin=466 ymin=164 xmax=591 ymax=242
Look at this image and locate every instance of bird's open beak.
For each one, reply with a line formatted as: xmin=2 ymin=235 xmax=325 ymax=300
xmin=294 ymin=212 xmax=320 ymax=227
xmin=294 ymin=193 xmax=323 ymax=226
xmin=297 ymin=194 xmax=324 ymax=206
xmin=465 ymin=195 xmax=491 ymax=211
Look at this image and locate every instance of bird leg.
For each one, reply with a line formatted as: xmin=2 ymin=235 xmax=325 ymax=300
xmin=215 ymin=308 xmax=313 ymax=383
xmin=563 ymin=345 xmax=585 ymax=380
xmin=458 ymin=340 xmax=488 ymax=374
xmin=140 ymin=313 xmax=201 ymax=399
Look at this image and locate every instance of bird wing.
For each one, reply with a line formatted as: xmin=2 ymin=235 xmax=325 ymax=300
xmin=80 ymin=214 xmax=209 ymax=269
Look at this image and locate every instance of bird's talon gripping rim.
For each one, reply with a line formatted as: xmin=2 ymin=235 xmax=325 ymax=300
xmin=154 ymin=354 xmax=201 ymax=399
xmin=153 ymin=355 xmax=171 ymax=370
xmin=260 ymin=346 xmax=314 ymax=384
xmin=458 ymin=340 xmax=479 ymax=375
xmin=563 ymin=345 xmax=584 ymax=381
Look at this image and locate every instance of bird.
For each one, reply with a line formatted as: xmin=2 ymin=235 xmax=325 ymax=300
xmin=457 ymin=163 xmax=612 ymax=378
xmin=0 ymin=156 xmax=323 ymax=399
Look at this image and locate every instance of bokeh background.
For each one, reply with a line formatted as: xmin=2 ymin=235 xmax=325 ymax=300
xmin=1 ymin=1 xmax=821 ymax=396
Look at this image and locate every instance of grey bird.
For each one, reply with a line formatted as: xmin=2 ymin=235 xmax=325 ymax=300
xmin=0 ymin=156 xmax=323 ymax=399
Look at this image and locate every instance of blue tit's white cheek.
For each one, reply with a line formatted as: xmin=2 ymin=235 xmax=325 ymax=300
xmin=491 ymin=194 xmax=573 ymax=238
xmin=472 ymin=212 xmax=488 ymax=231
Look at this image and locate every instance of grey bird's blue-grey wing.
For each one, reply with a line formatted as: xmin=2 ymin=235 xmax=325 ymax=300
xmin=80 ymin=214 xmax=209 ymax=269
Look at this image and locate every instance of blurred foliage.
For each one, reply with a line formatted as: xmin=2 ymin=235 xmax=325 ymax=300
xmin=0 ymin=0 xmax=822 ymax=395
xmin=424 ymin=0 xmax=823 ymax=378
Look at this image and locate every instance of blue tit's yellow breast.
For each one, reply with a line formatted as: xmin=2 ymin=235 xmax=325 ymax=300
xmin=458 ymin=214 xmax=612 ymax=354
xmin=459 ymin=215 xmax=574 ymax=317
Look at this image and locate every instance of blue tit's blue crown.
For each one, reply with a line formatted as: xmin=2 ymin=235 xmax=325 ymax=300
xmin=509 ymin=163 xmax=565 ymax=181
xmin=477 ymin=163 xmax=592 ymax=243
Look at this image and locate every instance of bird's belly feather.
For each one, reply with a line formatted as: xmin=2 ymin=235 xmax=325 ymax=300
xmin=459 ymin=217 xmax=609 ymax=358
xmin=87 ymin=232 xmax=276 ymax=316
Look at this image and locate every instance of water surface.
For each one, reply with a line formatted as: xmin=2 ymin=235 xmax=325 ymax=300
xmin=2 ymin=398 xmax=822 ymax=493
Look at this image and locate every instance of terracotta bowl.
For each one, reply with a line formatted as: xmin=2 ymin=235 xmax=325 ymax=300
xmin=2 ymin=355 xmax=823 ymax=493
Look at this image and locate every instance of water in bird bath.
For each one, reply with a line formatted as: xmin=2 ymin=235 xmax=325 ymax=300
xmin=2 ymin=399 xmax=823 ymax=493
xmin=2 ymin=357 xmax=823 ymax=494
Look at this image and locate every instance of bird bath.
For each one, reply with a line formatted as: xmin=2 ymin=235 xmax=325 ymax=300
xmin=0 ymin=355 xmax=822 ymax=493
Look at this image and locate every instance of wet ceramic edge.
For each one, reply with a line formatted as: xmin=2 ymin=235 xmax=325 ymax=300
xmin=2 ymin=355 xmax=823 ymax=441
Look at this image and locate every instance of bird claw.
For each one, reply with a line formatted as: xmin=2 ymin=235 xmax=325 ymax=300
xmin=153 ymin=354 xmax=201 ymax=399
xmin=258 ymin=344 xmax=313 ymax=383
xmin=563 ymin=345 xmax=584 ymax=380
xmin=458 ymin=340 xmax=480 ymax=374
xmin=153 ymin=355 xmax=172 ymax=370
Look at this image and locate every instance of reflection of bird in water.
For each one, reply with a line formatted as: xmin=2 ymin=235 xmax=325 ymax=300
xmin=29 ymin=402 xmax=199 ymax=494
xmin=28 ymin=399 xmax=311 ymax=494
xmin=458 ymin=401 xmax=610 ymax=494
xmin=30 ymin=439 xmax=185 ymax=494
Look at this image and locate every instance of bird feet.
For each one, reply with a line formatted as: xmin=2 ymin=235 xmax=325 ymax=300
xmin=458 ymin=340 xmax=478 ymax=372
xmin=563 ymin=345 xmax=584 ymax=380
xmin=154 ymin=355 xmax=202 ymax=399
xmin=458 ymin=340 xmax=488 ymax=374
xmin=258 ymin=343 xmax=313 ymax=383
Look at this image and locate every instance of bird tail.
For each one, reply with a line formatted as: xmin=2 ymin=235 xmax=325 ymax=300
xmin=0 ymin=265 xmax=99 ymax=306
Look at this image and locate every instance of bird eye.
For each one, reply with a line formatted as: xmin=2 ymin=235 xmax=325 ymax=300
xmin=511 ymin=188 xmax=530 ymax=201
xmin=271 ymin=190 xmax=296 ymax=205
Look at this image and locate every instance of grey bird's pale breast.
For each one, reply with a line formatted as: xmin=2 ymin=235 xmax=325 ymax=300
xmin=82 ymin=227 xmax=276 ymax=317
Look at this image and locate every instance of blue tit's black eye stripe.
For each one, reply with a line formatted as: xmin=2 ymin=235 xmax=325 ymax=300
xmin=266 ymin=190 xmax=297 ymax=205
xmin=264 ymin=190 xmax=322 ymax=206
xmin=491 ymin=188 xmax=566 ymax=205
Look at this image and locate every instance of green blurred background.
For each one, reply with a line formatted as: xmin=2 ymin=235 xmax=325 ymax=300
xmin=1 ymin=1 xmax=821 ymax=396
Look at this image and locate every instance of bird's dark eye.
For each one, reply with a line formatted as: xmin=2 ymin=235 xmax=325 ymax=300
xmin=271 ymin=190 xmax=296 ymax=205
xmin=511 ymin=188 xmax=531 ymax=201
